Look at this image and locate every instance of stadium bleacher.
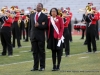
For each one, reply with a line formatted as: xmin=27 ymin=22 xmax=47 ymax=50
xmin=0 ymin=0 xmax=100 ymax=20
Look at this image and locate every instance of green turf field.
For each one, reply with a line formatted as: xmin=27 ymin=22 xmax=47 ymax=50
xmin=0 ymin=35 xmax=100 ymax=75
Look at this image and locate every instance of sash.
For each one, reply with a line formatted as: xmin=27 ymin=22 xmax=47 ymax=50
xmin=50 ymin=16 xmax=64 ymax=47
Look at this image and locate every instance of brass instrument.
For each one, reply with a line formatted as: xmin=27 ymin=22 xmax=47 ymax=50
xmin=86 ymin=5 xmax=91 ymax=12
xmin=31 ymin=10 xmax=34 ymax=14
xmin=18 ymin=19 xmax=21 ymax=27
xmin=42 ymin=8 xmax=48 ymax=15
xmin=1 ymin=7 xmax=7 ymax=14
xmin=24 ymin=16 xmax=29 ymax=28
xmin=1 ymin=9 xmax=5 ymax=13
xmin=78 ymin=3 xmax=93 ymax=14
xmin=58 ymin=9 xmax=63 ymax=17
xmin=10 ymin=6 xmax=15 ymax=10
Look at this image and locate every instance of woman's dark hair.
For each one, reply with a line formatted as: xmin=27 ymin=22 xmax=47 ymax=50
xmin=50 ymin=8 xmax=59 ymax=16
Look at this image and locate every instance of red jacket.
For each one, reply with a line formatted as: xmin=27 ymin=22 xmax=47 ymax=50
xmin=90 ymin=13 xmax=98 ymax=25
xmin=48 ymin=16 xmax=64 ymax=39
xmin=64 ymin=16 xmax=70 ymax=27
xmin=3 ymin=16 xmax=13 ymax=27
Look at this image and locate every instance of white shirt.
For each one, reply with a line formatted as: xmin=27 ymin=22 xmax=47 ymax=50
xmin=34 ymin=12 xmax=41 ymax=23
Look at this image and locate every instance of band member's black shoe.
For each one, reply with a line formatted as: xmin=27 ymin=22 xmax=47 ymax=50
xmin=52 ymin=65 xmax=57 ymax=71
xmin=39 ymin=68 xmax=45 ymax=71
xmin=24 ymin=40 xmax=28 ymax=42
xmin=18 ymin=45 xmax=22 ymax=48
xmin=93 ymin=50 xmax=97 ymax=53
xmin=86 ymin=51 xmax=92 ymax=53
xmin=56 ymin=65 xmax=60 ymax=71
xmin=8 ymin=54 xmax=13 ymax=57
xmin=81 ymin=37 xmax=84 ymax=39
xmin=84 ymin=43 xmax=87 ymax=45
xmin=31 ymin=69 xmax=38 ymax=71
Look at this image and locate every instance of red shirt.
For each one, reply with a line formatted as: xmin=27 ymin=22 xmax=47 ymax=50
xmin=95 ymin=12 xmax=99 ymax=20
xmin=90 ymin=13 xmax=98 ymax=25
xmin=3 ymin=16 xmax=13 ymax=27
xmin=48 ymin=16 xmax=64 ymax=39
xmin=64 ymin=16 xmax=70 ymax=27
xmin=99 ymin=12 xmax=100 ymax=20
xmin=69 ymin=12 xmax=72 ymax=21
xmin=22 ymin=15 xmax=26 ymax=20
xmin=14 ymin=12 xmax=20 ymax=21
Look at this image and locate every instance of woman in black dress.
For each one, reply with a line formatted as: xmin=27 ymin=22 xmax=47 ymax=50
xmin=47 ymin=8 xmax=64 ymax=71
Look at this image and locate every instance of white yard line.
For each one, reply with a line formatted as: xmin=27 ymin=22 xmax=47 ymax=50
xmin=13 ymin=46 xmax=31 ymax=49
xmin=19 ymin=50 xmax=49 ymax=53
xmin=19 ymin=51 xmax=30 ymax=53
xmin=0 ymin=46 xmax=31 ymax=50
xmin=0 ymin=51 xmax=100 ymax=67
xmin=79 ymin=56 xmax=89 ymax=59
xmin=8 ymin=55 xmax=20 ymax=57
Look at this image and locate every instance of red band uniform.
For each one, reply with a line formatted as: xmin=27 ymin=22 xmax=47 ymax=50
xmin=0 ymin=12 xmax=13 ymax=56
xmin=62 ymin=15 xmax=70 ymax=56
xmin=85 ymin=8 xmax=98 ymax=52
xmin=12 ymin=11 xmax=21 ymax=48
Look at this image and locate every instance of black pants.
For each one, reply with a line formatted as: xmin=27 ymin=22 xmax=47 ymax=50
xmin=68 ymin=21 xmax=72 ymax=42
xmin=12 ymin=22 xmax=21 ymax=47
xmin=63 ymin=27 xmax=70 ymax=55
xmin=96 ymin=20 xmax=99 ymax=40
xmin=86 ymin=25 xmax=97 ymax=52
xmin=0 ymin=31 xmax=1 ymax=38
xmin=51 ymin=49 xmax=62 ymax=66
xmin=20 ymin=30 xmax=25 ymax=40
xmin=12 ymin=28 xmax=21 ymax=47
xmin=32 ymin=38 xmax=45 ymax=69
xmin=25 ymin=27 xmax=28 ymax=41
xmin=81 ymin=29 xmax=86 ymax=39
xmin=1 ymin=27 xmax=13 ymax=55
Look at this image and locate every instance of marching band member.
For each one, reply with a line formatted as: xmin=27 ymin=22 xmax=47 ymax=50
xmin=0 ymin=10 xmax=13 ymax=56
xmin=95 ymin=8 xmax=100 ymax=40
xmin=18 ymin=16 xmax=25 ymax=40
xmin=66 ymin=7 xmax=73 ymax=42
xmin=81 ymin=14 xmax=86 ymax=39
xmin=24 ymin=15 xmax=29 ymax=42
xmin=85 ymin=6 xmax=98 ymax=53
xmin=12 ymin=8 xmax=21 ymax=48
xmin=0 ymin=7 xmax=7 ymax=40
xmin=62 ymin=10 xmax=70 ymax=56
xmin=21 ymin=9 xmax=26 ymax=40
xmin=47 ymin=8 xmax=64 ymax=71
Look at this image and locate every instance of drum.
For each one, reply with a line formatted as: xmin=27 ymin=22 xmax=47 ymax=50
xmin=73 ymin=24 xmax=81 ymax=30
xmin=80 ymin=24 xmax=86 ymax=30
